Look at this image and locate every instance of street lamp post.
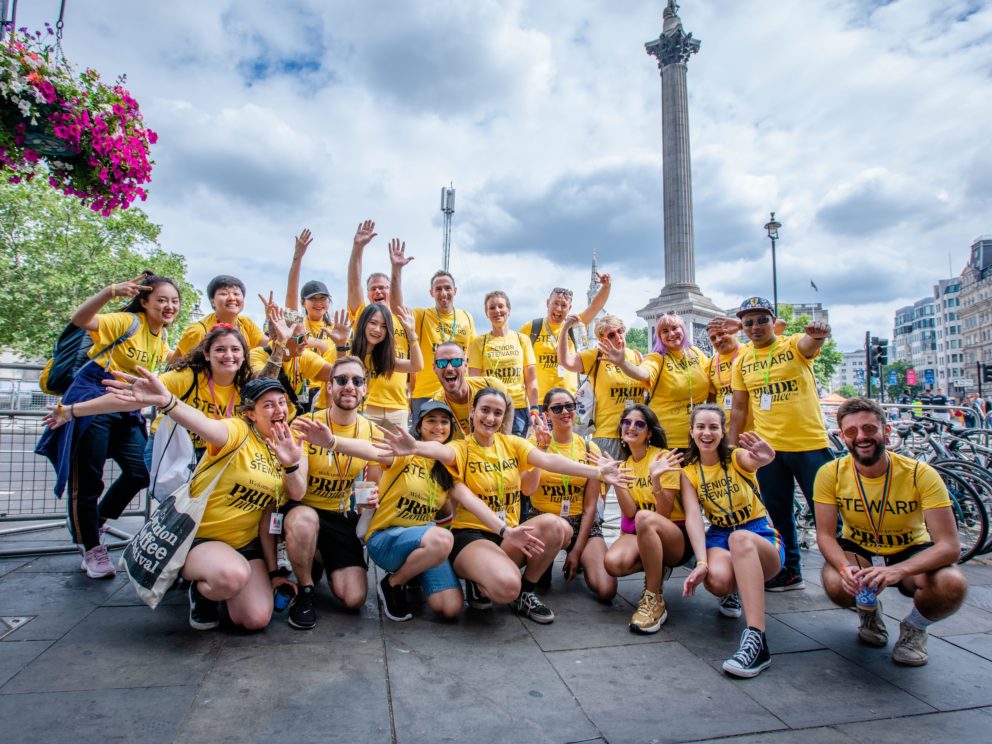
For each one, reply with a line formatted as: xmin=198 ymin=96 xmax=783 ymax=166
xmin=764 ymin=212 xmax=781 ymax=315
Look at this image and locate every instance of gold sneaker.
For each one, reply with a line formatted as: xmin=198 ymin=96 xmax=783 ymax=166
xmin=629 ymin=589 xmax=668 ymax=634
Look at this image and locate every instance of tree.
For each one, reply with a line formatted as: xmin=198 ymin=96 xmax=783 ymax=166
xmin=626 ymin=327 xmax=649 ymax=355
xmin=0 ymin=178 xmax=198 ymax=360
xmin=881 ymin=359 xmax=920 ymax=401
xmin=778 ymin=304 xmax=842 ymax=388
xmin=835 ymin=384 xmax=859 ymax=398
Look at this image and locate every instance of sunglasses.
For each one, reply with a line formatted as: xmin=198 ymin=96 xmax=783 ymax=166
xmin=620 ymin=419 xmax=647 ymax=431
xmin=605 ymin=328 xmax=627 ymax=341
xmin=742 ymin=316 xmax=771 ymax=328
xmin=333 ymin=375 xmax=365 ymax=388
xmin=548 ymin=403 xmax=576 ymax=414
xmin=843 ymin=423 xmax=881 ymax=439
xmin=435 ymin=358 xmax=465 ymax=369
xmin=552 ymin=287 xmax=573 ymax=298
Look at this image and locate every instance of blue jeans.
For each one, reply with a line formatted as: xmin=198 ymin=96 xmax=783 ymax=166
xmin=756 ymin=448 xmax=833 ymax=575
xmin=366 ymin=525 xmax=460 ymax=596
xmin=69 ymin=412 xmax=149 ymax=550
xmin=512 ymin=408 xmax=530 ymax=436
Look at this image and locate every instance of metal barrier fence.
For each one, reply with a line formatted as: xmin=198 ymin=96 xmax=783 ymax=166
xmin=0 ymin=362 xmax=148 ymax=556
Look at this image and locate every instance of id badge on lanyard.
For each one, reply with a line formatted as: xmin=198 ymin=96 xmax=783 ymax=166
xmin=723 ymin=394 xmax=733 ymax=410
xmin=559 ymin=500 xmax=571 ymax=518
xmin=496 ymin=510 xmax=507 ymax=523
xmin=760 ymin=392 xmax=772 ymax=410
xmin=269 ymin=512 xmax=284 ymax=535
xmin=871 ymin=555 xmax=885 ymax=567
xmin=557 ymin=364 xmax=568 ymax=378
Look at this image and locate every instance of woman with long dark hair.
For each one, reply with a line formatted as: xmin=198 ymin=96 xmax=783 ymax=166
xmin=351 ymin=302 xmax=423 ymax=430
xmin=36 ymin=273 xmax=181 ymax=579
xmin=603 ymin=403 xmax=685 ymax=634
xmin=681 ymin=404 xmax=782 ymax=678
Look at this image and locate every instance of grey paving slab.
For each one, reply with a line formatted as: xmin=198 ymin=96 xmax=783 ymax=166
xmin=711 ymin=649 xmax=933 ymax=728
xmin=837 ymin=707 xmax=992 ymax=743
xmin=13 ymin=552 xmax=93 ymax=573
xmin=944 ymin=631 xmax=992 ymax=661
xmin=0 ymin=639 xmax=52 ymax=687
xmin=877 ymin=588 xmax=992 ymax=638
xmin=763 ymin=583 xmax=843 ymax=614
xmin=774 ymin=608 xmax=992 ymax=711
xmin=693 ymin=725 xmax=856 ymax=743
xmin=0 ymin=570 xmax=126 ymax=640
xmin=177 ymin=640 xmax=391 ymax=743
xmin=963 ymin=583 xmax=992 ymax=612
xmin=104 ymin=578 xmax=189 ymax=607
xmin=0 ymin=558 xmax=28 ymax=577
xmin=548 ymin=642 xmax=786 ymax=742
xmin=2 ymin=605 xmax=222 ymax=693
xmin=960 ymin=561 xmax=992 ymax=585
xmin=0 ymin=685 xmax=197 ymax=744
xmin=384 ymin=608 xmax=600 ymax=744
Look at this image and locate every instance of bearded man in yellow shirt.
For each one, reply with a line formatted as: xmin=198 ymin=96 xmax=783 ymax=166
xmin=725 ymin=297 xmax=833 ymax=592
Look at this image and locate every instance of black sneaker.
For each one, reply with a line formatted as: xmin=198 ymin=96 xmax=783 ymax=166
xmin=465 ymin=580 xmax=492 ymax=610
xmin=719 ymin=592 xmax=743 ymax=619
xmin=288 ymin=585 xmax=317 ymax=629
xmin=378 ymin=575 xmax=413 ymax=622
xmin=511 ymin=590 xmax=556 ymax=624
xmin=188 ymin=581 xmax=220 ymax=631
xmin=722 ymin=627 xmax=771 ymax=678
xmin=764 ymin=570 xmax=806 ymax=592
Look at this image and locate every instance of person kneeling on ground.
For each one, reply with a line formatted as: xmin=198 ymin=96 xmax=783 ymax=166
xmin=814 ymin=396 xmax=967 ymax=666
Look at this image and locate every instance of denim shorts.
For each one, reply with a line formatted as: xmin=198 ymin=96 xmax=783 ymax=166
xmin=366 ymin=525 xmax=460 ymax=597
xmin=706 ymin=516 xmax=786 ymax=567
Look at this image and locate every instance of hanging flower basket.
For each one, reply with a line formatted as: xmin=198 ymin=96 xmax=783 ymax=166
xmin=0 ymin=26 xmax=157 ymax=215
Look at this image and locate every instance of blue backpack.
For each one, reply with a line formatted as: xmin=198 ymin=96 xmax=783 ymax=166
xmin=39 ymin=314 xmax=140 ymax=395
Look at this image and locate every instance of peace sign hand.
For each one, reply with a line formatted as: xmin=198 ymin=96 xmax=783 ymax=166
xmin=108 ymin=274 xmax=152 ymax=299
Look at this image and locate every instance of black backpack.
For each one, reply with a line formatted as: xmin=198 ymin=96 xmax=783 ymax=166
xmin=40 ymin=314 xmax=140 ymax=395
xmin=528 ymin=317 xmax=578 ymax=351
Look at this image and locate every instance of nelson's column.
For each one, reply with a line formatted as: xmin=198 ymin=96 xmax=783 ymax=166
xmin=637 ymin=1 xmax=722 ymax=347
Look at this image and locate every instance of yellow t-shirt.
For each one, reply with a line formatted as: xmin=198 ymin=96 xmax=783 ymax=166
xmin=642 ymin=347 xmax=709 ymax=449
xmin=578 ymin=348 xmax=644 ymax=437
xmin=518 ymin=318 xmax=580 ymax=398
xmin=446 ymin=434 xmax=535 ymax=533
xmin=366 ymin=455 xmax=449 ymax=539
xmin=149 ymin=368 xmax=239 ymax=448
xmin=248 ymin=347 xmax=329 ymax=409
xmin=731 ymin=334 xmax=828 ymax=452
xmin=432 ymin=376 xmax=507 ymax=440
xmin=813 ymin=452 xmax=950 ymax=555
xmin=87 ymin=312 xmax=169 ymax=375
xmin=301 ymin=412 xmax=382 ymax=512
xmin=707 ymin=348 xmax=753 ymax=433
xmin=304 ymin=316 xmax=334 ymax=343
xmin=174 ymin=313 xmax=264 ymax=358
xmin=623 ymin=445 xmax=683 ymax=520
xmin=468 ymin=331 xmax=536 ymax=408
xmin=527 ymin=434 xmax=601 ymax=518
xmin=352 ymin=302 xmax=410 ymax=411
xmin=410 ymin=307 xmax=476 ymax=399
xmin=193 ymin=418 xmax=285 ymax=550
xmin=682 ymin=449 xmax=767 ymax=529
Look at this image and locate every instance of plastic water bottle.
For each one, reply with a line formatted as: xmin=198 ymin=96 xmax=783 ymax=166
xmin=855 ymin=583 xmax=878 ymax=611
xmin=273 ymin=583 xmax=295 ymax=612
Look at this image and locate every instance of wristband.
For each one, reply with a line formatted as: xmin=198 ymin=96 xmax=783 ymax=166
xmin=529 ymin=406 xmax=540 ymax=415
xmin=282 ymin=462 xmax=300 ymax=474
xmin=110 ymin=283 xmax=116 ymax=297
xmin=696 ymin=560 xmax=708 ymax=569
xmin=269 ymin=567 xmax=290 ymax=580
xmin=336 ymin=344 xmax=351 ymax=352
xmin=327 ymin=433 xmax=337 ymax=452
xmin=160 ymin=394 xmax=178 ymax=414
xmin=498 ymin=525 xmax=507 ymax=539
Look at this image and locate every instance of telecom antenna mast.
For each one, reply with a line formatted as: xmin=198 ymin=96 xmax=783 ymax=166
xmin=440 ymin=184 xmax=455 ymax=272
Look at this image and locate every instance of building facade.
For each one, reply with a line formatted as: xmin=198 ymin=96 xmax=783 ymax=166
xmin=933 ymin=277 xmax=965 ymax=395
xmin=960 ymin=235 xmax=992 ymax=393
xmin=892 ymin=296 xmax=937 ymax=388
xmin=830 ymin=349 xmax=867 ymax=394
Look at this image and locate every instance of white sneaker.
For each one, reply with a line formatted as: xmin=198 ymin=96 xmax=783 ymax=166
xmin=80 ymin=544 xmax=116 ymax=579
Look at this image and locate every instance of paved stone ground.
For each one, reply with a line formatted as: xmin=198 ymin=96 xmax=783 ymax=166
xmin=2 ymin=520 xmax=992 ymax=744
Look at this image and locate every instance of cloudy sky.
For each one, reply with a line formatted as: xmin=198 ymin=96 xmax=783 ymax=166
xmin=15 ymin=0 xmax=992 ymax=350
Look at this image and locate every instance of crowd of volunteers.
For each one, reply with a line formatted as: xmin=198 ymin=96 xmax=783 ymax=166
xmin=37 ymin=223 xmax=966 ymax=679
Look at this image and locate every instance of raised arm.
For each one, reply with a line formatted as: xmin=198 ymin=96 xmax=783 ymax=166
xmin=387 ymin=239 xmax=413 ymax=314
xmin=598 ymin=336 xmax=650 ymax=383
xmin=735 ymin=432 xmax=775 ymax=471
xmin=576 ymin=272 xmax=611 ymax=325
xmin=727 ymin=390 xmax=750 ymax=446
xmin=291 ymin=417 xmax=394 ymax=468
xmin=797 ymin=320 xmax=831 ymax=359
xmin=557 ymin=315 xmax=585 ymax=372
xmin=393 ymin=306 xmax=423 ymax=373
xmin=285 ymin=229 xmax=313 ymax=310
xmin=71 ymin=274 xmax=150 ymax=330
xmin=526 ymin=447 xmax=629 ymax=489
xmin=347 ymin=220 xmax=377 ymax=314
xmin=373 ymin=426 xmax=456 ymax=467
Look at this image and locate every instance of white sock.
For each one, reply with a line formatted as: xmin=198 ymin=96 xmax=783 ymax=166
xmin=904 ymin=605 xmax=934 ymax=630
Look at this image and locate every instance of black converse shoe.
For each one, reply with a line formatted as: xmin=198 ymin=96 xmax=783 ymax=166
xmin=465 ymin=580 xmax=493 ymax=610
xmin=719 ymin=592 xmax=743 ymax=619
xmin=378 ymin=575 xmax=413 ymax=622
xmin=288 ymin=585 xmax=317 ymax=630
xmin=511 ymin=590 xmax=555 ymax=624
xmin=188 ymin=581 xmax=220 ymax=631
xmin=722 ymin=627 xmax=771 ymax=678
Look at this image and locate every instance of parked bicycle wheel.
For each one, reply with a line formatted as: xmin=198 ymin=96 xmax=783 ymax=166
xmin=932 ymin=464 xmax=988 ymax=563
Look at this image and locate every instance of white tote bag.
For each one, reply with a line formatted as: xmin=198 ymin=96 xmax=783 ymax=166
xmin=148 ymin=416 xmax=197 ymax=502
xmin=573 ymin=356 xmax=601 ymax=436
xmin=120 ymin=437 xmax=246 ymax=609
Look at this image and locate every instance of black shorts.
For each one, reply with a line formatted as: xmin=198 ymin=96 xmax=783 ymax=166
xmin=190 ymin=536 xmax=264 ymax=562
xmin=522 ymin=509 xmax=605 ymax=552
xmin=449 ymin=528 xmax=501 ymax=565
xmin=284 ymin=501 xmax=367 ymax=572
xmin=671 ymin=522 xmax=693 ymax=568
xmin=837 ymin=538 xmax=934 ymax=567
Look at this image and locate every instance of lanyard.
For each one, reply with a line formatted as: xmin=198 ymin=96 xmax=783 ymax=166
xmin=434 ymin=307 xmax=458 ymax=343
xmin=678 ymin=349 xmax=698 ymax=405
xmin=326 ymin=409 xmax=358 ymax=478
xmin=548 ymin=434 xmax=576 ymax=496
xmin=251 ymin=424 xmax=283 ymax=504
xmin=715 ymin=349 xmax=738 ymax=389
xmin=697 ymin=461 xmax=736 ymax=526
xmin=424 ymin=461 xmax=439 ymax=514
xmin=142 ymin=322 xmax=161 ymax=372
xmin=851 ymin=457 xmax=892 ymax=554
xmin=750 ymin=337 xmax=780 ymax=388
xmin=207 ymin=375 xmax=235 ymax=418
xmin=472 ymin=434 xmax=507 ymax=511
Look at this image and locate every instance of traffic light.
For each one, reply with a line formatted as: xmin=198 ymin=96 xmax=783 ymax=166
xmin=868 ymin=337 xmax=889 ymax=370
xmin=984 ymin=364 xmax=992 ymax=384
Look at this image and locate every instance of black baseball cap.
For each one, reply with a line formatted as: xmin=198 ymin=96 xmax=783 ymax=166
xmin=301 ymin=280 xmax=330 ymax=299
xmin=736 ymin=296 xmax=775 ymax=317
xmin=410 ymin=400 xmax=454 ymax=438
xmin=240 ymin=377 xmax=286 ymax=403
